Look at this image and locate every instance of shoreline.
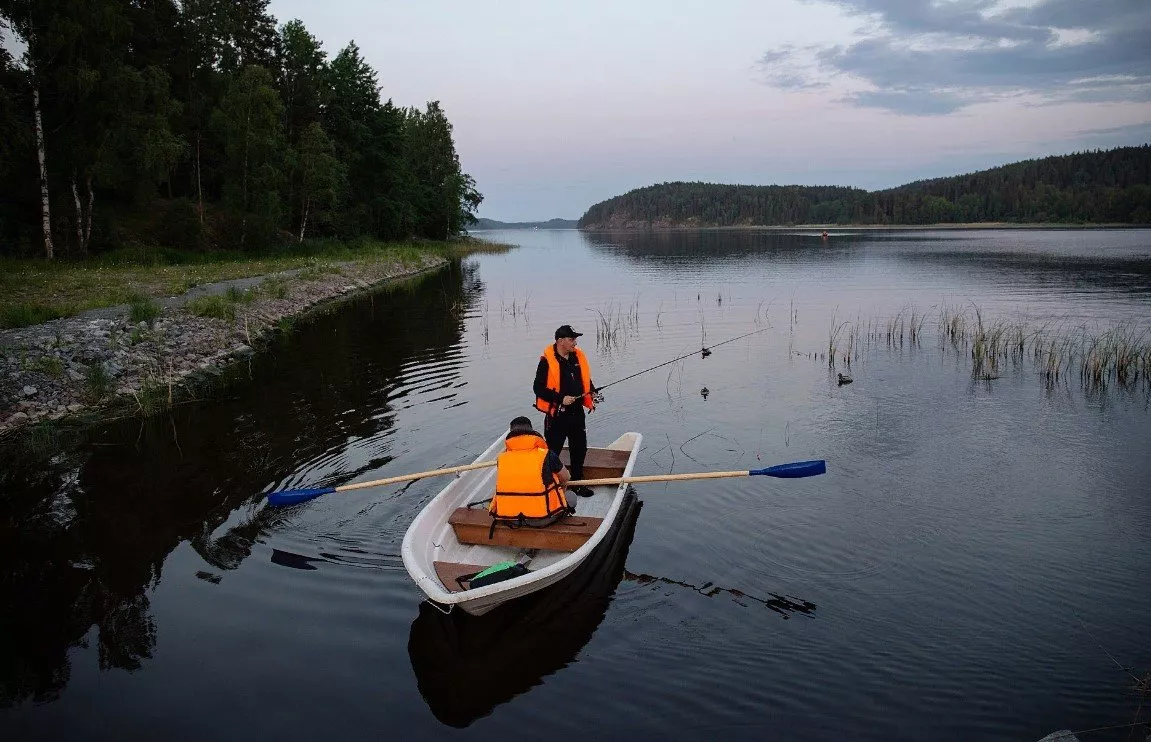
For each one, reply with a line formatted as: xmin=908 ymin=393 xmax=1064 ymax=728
xmin=0 ymin=254 xmax=450 ymax=438
xmin=576 ymin=222 xmax=1149 ymax=232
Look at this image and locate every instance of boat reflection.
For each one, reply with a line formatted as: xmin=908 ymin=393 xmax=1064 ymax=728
xmin=407 ymin=492 xmax=643 ymax=728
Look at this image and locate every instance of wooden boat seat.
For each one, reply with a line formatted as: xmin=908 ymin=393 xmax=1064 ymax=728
xmin=559 ymin=447 xmax=629 ymax=479
xmin=448 ymin=507 xmax=603 ymax=553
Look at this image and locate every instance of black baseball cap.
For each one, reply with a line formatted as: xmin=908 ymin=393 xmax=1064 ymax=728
xmin=554 ymin=324 xmax=583 ymax=339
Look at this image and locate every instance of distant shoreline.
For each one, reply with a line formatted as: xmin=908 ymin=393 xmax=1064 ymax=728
xmin=576 ymin=222 xmax=1149 ymax=232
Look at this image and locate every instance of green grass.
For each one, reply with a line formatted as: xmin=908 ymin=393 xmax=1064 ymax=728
xmin=128 ymin=294 xmax=162 ymax=324
xmin=296 ymin=260 xmax=343 ymax=281
xmin=84 ymin=363 xmax=113 ymax=401
xmin=0 ymin=304 xmax=71 ymax=329
xmin=0 ymin=236 xmax=506 ymax=330
xmin=224 ymin=286 xmax=256 ymax=304
xmin=131 ymin=379 xmax=174 ymax=416
xmin=25 ymin=355 xmax=65 ymax=378
xmin=186 ymin=295 xmax=236 ymax=321
xmin=260 ymin=276 xmax=290 ymax=299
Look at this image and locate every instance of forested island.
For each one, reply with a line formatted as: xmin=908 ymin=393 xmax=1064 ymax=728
xmin=0 ymin=0 xmax=481 ymax=259
xmin=578 ymin=145 xmax=1151 ymax=229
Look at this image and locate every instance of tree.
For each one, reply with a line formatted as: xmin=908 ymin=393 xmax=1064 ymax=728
xmin=0 ymin=41 xmax=35 ymax=251
xmin=295 ymin=121 xmax=344 ymax=242
xmin=276 ymin=19 xmax=328 ymax=235
xmin=404 ymin=101 xmax=472 ymax=240
xmin=0 ymin=0 xmax=63 ymax=258
xmin=211 ymin=65 xmax=285 ymax=249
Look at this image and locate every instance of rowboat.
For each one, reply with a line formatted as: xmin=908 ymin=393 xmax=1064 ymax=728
xmin=401 ymin=430 xmax=643 ymax=616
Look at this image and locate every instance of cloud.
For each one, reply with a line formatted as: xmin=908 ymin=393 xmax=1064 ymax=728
xmin=1063 ymin=120 xmax=1151 ymax=147
xmin=758 ymin=0 xmax=1151 ymax=115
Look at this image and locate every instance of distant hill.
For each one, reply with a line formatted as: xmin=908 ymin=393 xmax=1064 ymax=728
xmin=578 ymin=144 xmax=1151 ymax=228
xmin=471 ymin=217 xmax=578 ymax=230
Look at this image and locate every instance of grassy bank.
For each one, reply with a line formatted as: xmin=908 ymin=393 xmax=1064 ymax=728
xmin=0 ymin=236 xmax=508 ymax=330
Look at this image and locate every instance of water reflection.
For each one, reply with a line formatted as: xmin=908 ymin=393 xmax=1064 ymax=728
xmin=0 ymin=262 xmax=477 ymax=707
xmin=583 ymin=229 xmax=859 ymax=263
xmin=582 ymin=228 xmax=1151 ymax=299
xmin=408 ymin=493 xmax=643 ymax=728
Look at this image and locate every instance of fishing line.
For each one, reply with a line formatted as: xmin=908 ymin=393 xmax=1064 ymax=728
xmin=594 ymin=326 xmax=771 ymax=393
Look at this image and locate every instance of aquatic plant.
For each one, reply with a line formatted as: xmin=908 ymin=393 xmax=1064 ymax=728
xmin=593 ymin=298 xmax=640 ymax=353
xmin=827 ymin=310 xmax=849 ymax=369
xmin=839 ymin=303 xmax=1151 ymax=395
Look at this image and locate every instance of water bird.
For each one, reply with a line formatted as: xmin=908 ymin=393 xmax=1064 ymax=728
xmin=837 ymin=373 xmax=853 ymax=385
xmin=700 ymin=387 xmax=710 ymax=399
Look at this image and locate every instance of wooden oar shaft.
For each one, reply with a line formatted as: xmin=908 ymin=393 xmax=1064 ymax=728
xmin=334 ymin=460 xmax=496 ymax=493
xmin=569 ymin=470 xmax=751 ymax=487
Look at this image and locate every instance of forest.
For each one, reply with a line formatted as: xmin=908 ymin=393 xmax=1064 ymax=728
xmin=0 ymin=0 xmax=482 ymax=259
xmin=578 ymin=145 xmax=1151 ymax=229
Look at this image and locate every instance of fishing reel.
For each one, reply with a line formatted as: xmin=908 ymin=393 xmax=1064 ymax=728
xmin=592 ymin=390 xmax=605 ymax=405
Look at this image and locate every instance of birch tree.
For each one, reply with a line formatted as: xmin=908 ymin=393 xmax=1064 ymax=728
xmin=0 ymin=1 xmax=56 ymax=258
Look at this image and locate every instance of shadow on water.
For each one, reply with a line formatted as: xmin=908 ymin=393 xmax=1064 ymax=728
xmin=407 ymin=493 xmax=644 ymax=729
xmin=0 ymin=261 xmax=479 ymax=707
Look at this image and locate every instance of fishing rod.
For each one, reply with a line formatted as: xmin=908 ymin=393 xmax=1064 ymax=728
xmin=594 ymin=326 xmax=770 ymax=393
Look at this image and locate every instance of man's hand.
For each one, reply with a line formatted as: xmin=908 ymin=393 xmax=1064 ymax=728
xmin=562 ymin=395 xmax=578 ymax=406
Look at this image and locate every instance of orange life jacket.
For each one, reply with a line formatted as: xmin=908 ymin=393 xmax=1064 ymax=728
xmin=534 ymin=344 xmax=593 ymax=416
xmin=489 ymin=432 xmax=567 ymax=520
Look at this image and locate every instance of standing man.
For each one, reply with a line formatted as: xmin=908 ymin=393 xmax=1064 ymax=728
xmin=533 ymin=325 xmax=596 ymax=497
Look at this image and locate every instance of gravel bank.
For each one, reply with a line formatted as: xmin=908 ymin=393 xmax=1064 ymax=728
xmin=0 ymin=254 xmax=446 ymax=436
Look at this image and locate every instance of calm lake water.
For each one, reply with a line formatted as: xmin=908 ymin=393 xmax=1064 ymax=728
xmin=2 ymin=228 xmax=1151 ymax=741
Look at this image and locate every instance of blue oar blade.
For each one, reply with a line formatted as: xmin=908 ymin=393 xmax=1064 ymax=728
xmin=267 ymin=486 xmax=337 ymax=507
xmin=750 ymin=460 xmax=826 ymax=478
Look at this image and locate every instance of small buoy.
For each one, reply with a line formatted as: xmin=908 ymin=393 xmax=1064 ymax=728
xmin=701 ymin=347 xmax=711 ymax=358
xmin=837 ymin=373 xmax=853 ymax=385
xmin=700 ymin=387 xmax=710 ymax=399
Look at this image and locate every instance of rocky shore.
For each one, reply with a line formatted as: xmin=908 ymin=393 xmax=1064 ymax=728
xmin=0 ymin=254 xmax=446 ymax=437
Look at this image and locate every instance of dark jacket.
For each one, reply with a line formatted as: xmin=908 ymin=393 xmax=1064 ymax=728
xmin=533 ymin=345 xmax=594 ymax=409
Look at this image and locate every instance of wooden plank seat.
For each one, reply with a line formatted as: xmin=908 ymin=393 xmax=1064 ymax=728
xmin=559 ymin=447 xmax=630 ymax=480
xmin=448 ymin=507 xmax=603 ymax=553
xmin=433 ymin=560 xmax=488 ymax=593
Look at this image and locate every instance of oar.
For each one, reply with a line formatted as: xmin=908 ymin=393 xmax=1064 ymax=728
xmin=266 ymin=461 xmax=497 ymax=507
xmin=568 ymin=459 xmax=826 ymax=487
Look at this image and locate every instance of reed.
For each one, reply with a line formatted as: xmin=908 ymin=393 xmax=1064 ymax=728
xmin=827 ymin=310 xmax=849 ymax=369
xmin=593 ymin=299 xmax=640 ymax=352
xmin=499 ymin=293 xmax=530 ymax=320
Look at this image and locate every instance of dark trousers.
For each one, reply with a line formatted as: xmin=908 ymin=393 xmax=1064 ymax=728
xmin=543 ymin=409 xmax=587 ymax=480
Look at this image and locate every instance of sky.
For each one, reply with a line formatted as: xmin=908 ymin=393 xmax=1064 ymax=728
xmin=266 ymin=0 xmax=1151 ymax=221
